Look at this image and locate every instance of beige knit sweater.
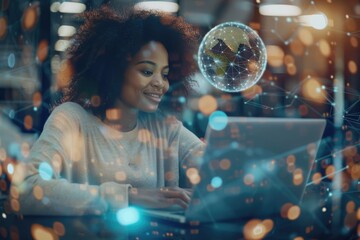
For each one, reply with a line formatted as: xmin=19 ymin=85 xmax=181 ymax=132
xmin=12 ymin=102 xmax=204 ymax=216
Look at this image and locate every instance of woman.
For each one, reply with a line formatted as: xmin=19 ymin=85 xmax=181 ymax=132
xmin=11 ymin=6 xmax=204 ymax=216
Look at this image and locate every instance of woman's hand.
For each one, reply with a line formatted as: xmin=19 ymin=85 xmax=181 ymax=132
xmin=129 ymin=187 xmax=192 ymax=209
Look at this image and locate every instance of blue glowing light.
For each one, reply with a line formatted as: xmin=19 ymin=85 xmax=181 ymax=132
xmin=42 ymin=197 xmax=50 ymax=205
xmin=7 ymin=53 xmax=15 ymax=68
xmin=209 ymin=111 xmax=228 ymax=131
xmin=8 ymin=110 xmax=15 ymax=119
xmin=8 ymin=143 xmax=20 ymax=159
xmin=7 ymin=163 xmax=14 ymax=174
xmin=39 ymin=162 xmax=53 ymax=180
xmin=211 ymin=176 xmax=223 ymax=188
xmin=178 ymin=96 xmax=186 ymax=103
xmin=116 ymin=207 xmax=140 ymax=226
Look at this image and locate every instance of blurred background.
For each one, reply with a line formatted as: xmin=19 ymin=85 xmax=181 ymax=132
xmin=0 ymin=0 xmax=360 ymax=236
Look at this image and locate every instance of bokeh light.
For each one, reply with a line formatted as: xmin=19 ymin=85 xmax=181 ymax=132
xmin=210 ymin=176 xmax=223 ymax=188
xmin=348 ymin=60 xmax=358 ymax=74
xmin=52 ymin=222 xmax=65 ymax=237
xmin=281 ymin=203 xmax=293 ymax=218
xmin=6 ymin=163 xmax=14 ymax=175
xmin=350 ymin=36 xmax=358 ymax=47
xmin=293 ymin=168 xmax=304 ymax=186
xmin=209 ymin=111 xmax=228 ymax=131
xmin=37 ymin=40 xmax=49 ymax=63
xmin=243 ymin=219 xmax=269 ymax=240
xmin=186 ymin=167 xmax=201 ymax=185
xmin=32 ymin=92 xmax=42 ymax=107
xmin=115 ymin=171 xmax=127 ymax=182
xmin=311 ymin=172 xmax=322 ymax=185
xmin=298 ymin=28 xmax=314 ymax=46
xmin=24 ymin=115 xmax=33 ymax=130
xmin=22 ymin=5 xmax=38 ymax=31
xmin=116 ymin=207 xmax=140 ymax=226
xmin=0 ymin=16 xmax=7 ymax=39
xmin=325 ymin=165 xmax=335 ymax=180
xmin=33 ymin=185 xmax=44 ymax=200
xmin=266 ymin=45 xmax=284 ymax=67
xmin=346 ymin=201 xmax=355 ymax=214
xmin=7 ymin=53 xmax=15 ymax=68
xmin=290 ymin=39 xmax=305 ymax=56
xmin=244 ymin=174 xmax=254 ymax=186
xmin=31 ymin=224 xmax=57 ymax=240
xmin=198 ymin=95 xmax=218 ymax=115
xmin=198 ymin=22 xmax=267 ymax=92
xmin=138 ymin=129 xmax=152 ymax=143
xmin=319 ymin=39 xmax=331 ymax=57
xmin=301 ymin=77 xmax=326 ymax=103
xmin=219 ymin=158 xmax=231 ymax=170
xmin=38 ymin=162 xmax=53 ymax=181
xmin=241 ymin=84 xmax=263 ymax=100
xmin=287 ymin=205 xmax=301 ymax=220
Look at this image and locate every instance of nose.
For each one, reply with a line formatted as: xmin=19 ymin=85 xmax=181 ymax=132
xmin=150 ymin=74 xmax=164 ymax=88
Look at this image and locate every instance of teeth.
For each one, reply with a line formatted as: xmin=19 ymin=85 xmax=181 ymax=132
xmin=145 ymin=93 xmax=160 ymax=98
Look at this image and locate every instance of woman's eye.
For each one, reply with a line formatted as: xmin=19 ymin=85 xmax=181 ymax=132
xmin=142 ymin=70 xmax=153 ymax=76
xmin=162 ymin=74 xmax=169 ymax=80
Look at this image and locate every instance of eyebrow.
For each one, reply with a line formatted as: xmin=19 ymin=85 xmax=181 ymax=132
xmin=136 ymin=60 xmax=169 ymax=70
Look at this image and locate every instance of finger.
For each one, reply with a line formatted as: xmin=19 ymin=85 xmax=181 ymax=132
xmin=167 ymin=198 xmax=188 ymax=209
xmin=175 ymin=187 xmax=193 ymax=199
xmin=183 ymin=188 xmax=193 ymax=195
xmin=162 ymin=189 xmax=191 ymax=204
xmin=164 ymin=187 xmax=192 ymax=195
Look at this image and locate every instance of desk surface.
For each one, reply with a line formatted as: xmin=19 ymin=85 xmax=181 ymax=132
xmin=0 ymin=210 xmax=348 ymax=240
xmin=0 ymin=182 xmax=358 ymax=240
xmin=0 ymin=211 xmax=334 ymax=240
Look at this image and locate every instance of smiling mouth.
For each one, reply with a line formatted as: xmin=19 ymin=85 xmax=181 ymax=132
xmin=144 ymin=92 xmax=162 ymax=103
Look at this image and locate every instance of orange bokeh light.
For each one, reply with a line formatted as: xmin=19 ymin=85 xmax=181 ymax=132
xmin=0 ymin=17 xmax=7 ymax=39
xmin=198 ymin=95 xmax=217 ymax=115
xmin=22 ymin=6 xmax=38 ymax=31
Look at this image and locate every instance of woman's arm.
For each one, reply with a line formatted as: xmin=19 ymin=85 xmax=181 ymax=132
xmin=10 ymin=104 xmax=131 ymax=216
xmin=126 ymin=116 xmax=204 ymax=210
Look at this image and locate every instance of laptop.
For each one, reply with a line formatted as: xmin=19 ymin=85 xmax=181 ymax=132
xmin=141 ymin=117 xmax=326 ymax=224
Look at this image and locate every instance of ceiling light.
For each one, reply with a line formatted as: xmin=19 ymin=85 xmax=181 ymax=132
xmin=55 ymin=39 xmax=70 ymax=52
xmin=298 ymin=12 xmax=328 ymax=30
xmin=58 ymin=25 xmax=76 ymax=37
xmin=59 ymin=2 xmax=86 ymax=14
xmin=134 ymin=1 xmax=179 ymax=13
xmin=50 ymin=2 xmax=61 ymax=12
xmin=259 ymin=4 xmax=301 ymax=17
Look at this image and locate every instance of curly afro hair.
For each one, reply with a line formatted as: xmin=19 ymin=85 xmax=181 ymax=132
xmin=60 ymin=5 xmax=199 ymax=118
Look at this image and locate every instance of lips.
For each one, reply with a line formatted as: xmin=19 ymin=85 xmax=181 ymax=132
xmin=143 ymin=92 xmax=162 ymax=103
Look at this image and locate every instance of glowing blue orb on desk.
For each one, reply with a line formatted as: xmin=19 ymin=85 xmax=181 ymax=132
xmin=198 ymin=22 xmax=267 ymax=92
xmin=117 ymin=207 xmax=140 ymax=226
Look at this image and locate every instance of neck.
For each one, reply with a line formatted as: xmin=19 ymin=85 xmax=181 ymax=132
xmin=104 ymin=100 xmax=138 ymax=132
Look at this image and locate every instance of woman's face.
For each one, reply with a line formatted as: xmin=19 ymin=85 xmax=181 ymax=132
xmin=120 ymin=41 xmax=170 ymax=112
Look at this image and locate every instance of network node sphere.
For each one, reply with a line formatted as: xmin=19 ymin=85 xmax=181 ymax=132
xmin=198 ymin=22 xmax=267 ymax=92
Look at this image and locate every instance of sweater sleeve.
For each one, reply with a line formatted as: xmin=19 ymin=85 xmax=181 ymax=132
xmin=178 ymin=125 xmax=205 ymax=188
xmin=10 ymin=103 xmax=131 ymax=216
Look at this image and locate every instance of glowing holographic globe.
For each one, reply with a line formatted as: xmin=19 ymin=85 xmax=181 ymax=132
xmin=198 ymin=22 xmax=267 ymax=92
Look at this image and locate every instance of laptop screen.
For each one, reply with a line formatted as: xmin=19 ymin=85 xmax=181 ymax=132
xmin=186 ymin=117 xmax=326 ymax=222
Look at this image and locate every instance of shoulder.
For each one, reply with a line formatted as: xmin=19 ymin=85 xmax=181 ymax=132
xmin=53 ymin=102 xmax=86 ymax=113
xmin=51 ymin=102 xmax=88 ymax=118
xmin=46 ymin=102 xmax=90 ymax=128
